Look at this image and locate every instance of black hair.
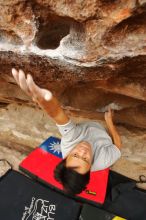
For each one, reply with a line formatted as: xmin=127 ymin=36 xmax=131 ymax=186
xmin=54 ymin=159 xmax=90 ymax=195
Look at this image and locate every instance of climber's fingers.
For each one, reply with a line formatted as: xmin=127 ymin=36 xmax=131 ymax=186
xmin=12 ymin=68 xmax=31 ymax=96
xmin=18 ymin=69 xmax=31 ymax=96
xmin=26 ymin=74 xmax=40 ymax=97
xmin=12 ymin=68 xmax=20 ymax=85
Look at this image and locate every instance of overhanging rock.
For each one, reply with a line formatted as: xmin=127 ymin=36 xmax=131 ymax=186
xmin=0 ymin=0 xmax=146 ymax=129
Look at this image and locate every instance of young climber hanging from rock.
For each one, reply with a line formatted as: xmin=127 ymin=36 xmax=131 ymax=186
xmin=12 ymin=68 xmax=122 ymax=195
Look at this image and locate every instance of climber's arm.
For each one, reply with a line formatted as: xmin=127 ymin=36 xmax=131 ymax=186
xmin=12 ymin=68 xmax=69 ymax=125
xmin=37 ymin=95 xmax=69 ymax=125
xmin=104 ymin=108 xmax=122 ymax=149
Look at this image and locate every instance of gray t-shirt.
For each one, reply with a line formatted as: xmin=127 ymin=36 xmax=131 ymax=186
xmin=56 ymin=120 xmax=121 ymax=171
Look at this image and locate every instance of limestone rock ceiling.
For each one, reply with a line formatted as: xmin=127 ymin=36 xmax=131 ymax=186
xmin=0 ymin=0 xmax=146 ymax=129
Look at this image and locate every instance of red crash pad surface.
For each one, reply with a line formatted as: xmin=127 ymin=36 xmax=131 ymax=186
xmin=20 ymin=136 xmax=109 ymax=205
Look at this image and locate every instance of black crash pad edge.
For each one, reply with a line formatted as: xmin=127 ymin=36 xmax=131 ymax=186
xmin=19 ymin=165 xmax=102 ymax=208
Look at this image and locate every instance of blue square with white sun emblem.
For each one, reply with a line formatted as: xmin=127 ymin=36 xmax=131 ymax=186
xmin=39 ymin=136 xmax=63 ymax=158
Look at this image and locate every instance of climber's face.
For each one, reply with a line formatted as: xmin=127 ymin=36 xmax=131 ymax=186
xmin=66 ymin=141 xmax=92 ymax=174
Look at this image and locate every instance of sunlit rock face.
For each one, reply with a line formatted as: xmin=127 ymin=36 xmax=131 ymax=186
xmin=0 ymin=1 xmax=146 ymax=183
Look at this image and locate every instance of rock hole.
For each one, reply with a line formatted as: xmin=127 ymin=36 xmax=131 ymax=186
xmin=35 ymin=16 xmax=72 ymax=49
